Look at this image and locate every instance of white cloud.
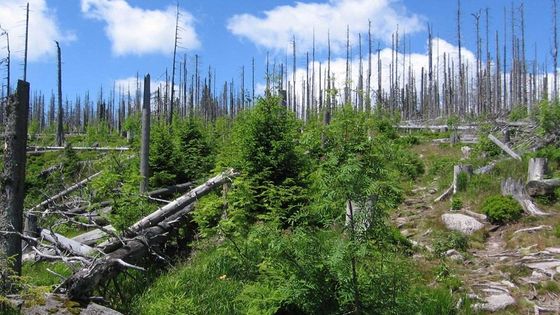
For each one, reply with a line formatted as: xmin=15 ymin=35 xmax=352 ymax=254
xmin=0 ymin=0 xmax=74 ymax=61
xmin=81 ymin=0 xmax=200 ymax=56
xmin=227 ymin=0 xmax=424 ymax=54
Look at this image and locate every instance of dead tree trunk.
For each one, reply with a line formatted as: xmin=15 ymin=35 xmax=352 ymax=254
xmin=23 ymin=3 xmax=29 ymax=82
xmin=526 ymin=158 xmax=560 ymax=197
xmin=56 ymin=42 xmax=64 ymax=147
xmin=140 ymin=74 xmax=150 ymax=193
xmin=435 ymin=164 xmax=472 ymax=202
xmin=488 ymin=134 xmax=522 ymax=160
xmin=501 ymin=178 xmax=548 ymax=216
xmin=453 ymin=164 xmax=473 ymax=194
xmin=59 ymin=204 xmax=194 ymax=300
xmin=0 ymin=80 xmax=30 ymax=276
xmin=99 ymin=169 xmax=238 ymax=253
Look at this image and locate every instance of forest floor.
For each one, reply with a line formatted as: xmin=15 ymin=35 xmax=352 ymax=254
xmin=393 ymin=140 xmax=560 ymax=314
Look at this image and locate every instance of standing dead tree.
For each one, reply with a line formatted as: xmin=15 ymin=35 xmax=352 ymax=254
xmin=168 ymin=2 xmax=180 ymax=124
xmin=140 ymin=74 xmax=150 ymax=193
xmin=0 ymin=80 xmax=30 ymax=279
xmin=55 ymin=42 xmax=64 ymax=147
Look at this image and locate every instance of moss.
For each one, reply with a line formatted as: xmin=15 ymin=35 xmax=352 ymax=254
xmin=63 ymin=299 xmax=82 ymax=315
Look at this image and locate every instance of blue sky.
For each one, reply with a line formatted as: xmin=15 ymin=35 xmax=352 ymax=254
xmin=0 ymin=0 xmax=555 ymax=99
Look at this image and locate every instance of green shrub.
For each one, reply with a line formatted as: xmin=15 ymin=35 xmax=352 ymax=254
xmin=536 ymin=99 xmax=560 ymax=135
xmin=481 ymin=195 xmax=523 ymax=225
xmin=433 ymin=232 xmax=469 ymax=257
xmin=509 ymin=105 xmax=528 ymax=121
xmin=554 ymin=224 xmax=560 ymax=238
xmin=451 ymin=197 xmax=463 ymax=210
xmin=456 ymin=172 xmax=469 ymax=192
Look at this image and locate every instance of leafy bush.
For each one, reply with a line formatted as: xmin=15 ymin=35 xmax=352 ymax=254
xmin=433 ymin=232 xmax=469 ymax=257
xmin=456 ymin=171 xmax=469 ymax=192
xmin=481 ymin=195 xmax=523 ymax=225
xmin=536 ymin=99 xmax=560 ymax=135
xmin=451 ymin=197 xmax=463 ymax=210
xmin=509 ymin=105 xmax=528 ymax=121
xmin=554 ymin=224 xmax=560 ymax=238
xmin=474 ymin=124 xmax=501 ymax=158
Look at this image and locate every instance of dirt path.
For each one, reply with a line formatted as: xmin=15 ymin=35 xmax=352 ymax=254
xmin=392 ymin=148 xmax=560 ymax=313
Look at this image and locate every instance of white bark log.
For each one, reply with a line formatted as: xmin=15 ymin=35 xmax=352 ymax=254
xmin=40 ymin=229 xmax=94 ymax=257
xmin=27 ymin=146 xmax=129 ymax=152
xmin=488 ymin=134 xmax=522 ymax=161
xmin=71 ymin=226 xmax=114 ymax=246
xmin=527 ymin=158 xmax=548 ymax=182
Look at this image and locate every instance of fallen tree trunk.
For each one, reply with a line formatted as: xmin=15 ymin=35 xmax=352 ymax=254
xmin=27 ymin=171 xmax=102 ymax=214
xmin=526 ymin=179 xmax=560 ymax=197
xmin=40 ymin=229 xmax=95 ymax=257
xmin=129 ymin=169 xmax=237 ymax=233
xmin=501 ymin=178 xmax=549 ymax=216
xmin=526 ymin=158 xmax=560 ymax=197
xmin=146 ymin=182 xmax=193 ymax=199
xmin=99 ymin=169 xmax=238 ymax=253
xmin=488 ymin=134 xmax=522 ymax=161
xmin=27 ymin=146 xmax=130 ymax=152
xmin=71 ymin=226 xmax=115 ymax=246
xmin=58 ymin=204 xmax=195 ymax=300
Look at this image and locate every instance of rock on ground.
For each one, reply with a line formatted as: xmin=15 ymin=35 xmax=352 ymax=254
xmin=7 ymin=293 xmax=123 ymax=315
xmin=475 ymin=293 xmax=515 ymax=312
xmin=441 ymin=213 xmax=484 ymax=235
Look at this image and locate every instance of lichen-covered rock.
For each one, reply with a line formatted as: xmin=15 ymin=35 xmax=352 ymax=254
xmin=475 ymin=293 xmax=515 ymax=312
xmin=8 ymin=293 xmax=123 ymax=315
xmin=441 ymin=213 xmax=484 ymax=235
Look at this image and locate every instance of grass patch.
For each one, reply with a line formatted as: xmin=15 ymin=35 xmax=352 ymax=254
xmin=22 ymin=262 xmax=73 ymax=287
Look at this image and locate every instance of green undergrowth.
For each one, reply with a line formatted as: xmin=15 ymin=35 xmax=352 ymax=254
xmin=135 ymin=99 xmax=470 ymax=315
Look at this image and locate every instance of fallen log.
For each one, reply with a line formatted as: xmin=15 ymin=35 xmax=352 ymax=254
xmin=98 ymin=169 xmax=238 ymax=253
xmin=58 ymin=204 xmax=195 ymax=300
xmin=129 ymin=169 xmax=238 ymax=233
xmin=71 ymin=226 xmax=115 ymax=246
xmin=488 ymin=134 xmax=522 ymax=161
xmin=526 ymin=158 xmax=560 ymax=197
xmin=526 ymin=179 xmax=560 ymax=197
xmin=27 ymin=146 xmax=130 ymax=152
xmin=27 ymin=171 xmax=102 ymax=214
xmin=40 ymin=229 xmax=95 ymax=257
xmin=512 ymin=225 xmax=552 ymax=235
xmin=146 ymin=182 xmax=193 ymax=198
xmin=501 ymin=178 xmax=549 ymax=216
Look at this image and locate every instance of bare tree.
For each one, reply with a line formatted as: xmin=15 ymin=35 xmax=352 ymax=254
xmin=140 ymin=74 xmax=151 ymax=193
xmin=23 ymin=3 xmax=29 ymax=82
xmin=55 ymin=41 xmax=64 ymax=147
xmin=0 ymin=80 xmax=30 ymax=280
xmin=168 ymin=2 xmax=180 ymax=124
xmin=554 ymin=0 xmax=558 ymax=99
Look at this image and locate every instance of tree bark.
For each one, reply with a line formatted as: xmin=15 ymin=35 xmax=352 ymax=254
xmin=99 ymin=169 xmax=238 ymax=253
xmin=488 ymin=134 xmax=521 ymax=161
xmin=59 ymin=204 xmax=195 ymax=300
xmin=140 ymin=74 xmax=150 ymax=193
xmin=0 ymin=80 xmax=30 ymax=276
xmin=501 ymin=178 xmax=548 ymax=216
xmin=56 ymin=42 xmax=64 ymax=147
